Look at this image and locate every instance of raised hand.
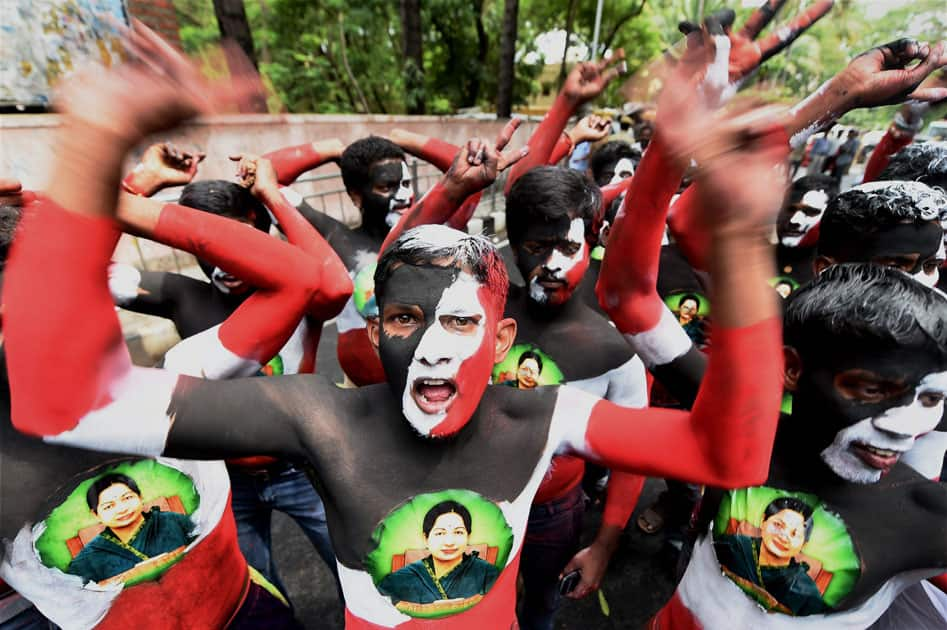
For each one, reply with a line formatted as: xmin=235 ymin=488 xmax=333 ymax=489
xmin=444 ymin=118 xmax=529 ymax=197
xmin=124 ymin=142 xmax=206 ymax=196
xmin=841 ymin=39 xmax=947 ymax=108
xmin=569 ymin=114 xmax=612 ymax=145
xmin=562 ymin=50 xmax=627 ymax=105
xmin=229 ymin=153 xmax=280 ymax=199
xmin=679 ymin=0 xmax=834 ymax=85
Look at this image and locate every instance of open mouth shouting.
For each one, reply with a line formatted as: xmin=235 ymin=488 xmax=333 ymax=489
xmin=413 ymin=378 xmax=458 ymax=415
xmin=850 ymin=442 xmax=902 ymax=473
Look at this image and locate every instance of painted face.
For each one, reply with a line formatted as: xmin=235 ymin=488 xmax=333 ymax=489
xmin=797 ymin=342 xmax=947 ymax=483
xmin=378 ymin=264 xmax=496 ymax=438
xmin=425 ymin=512 xmax=469 ymax=563
xmin=515 ymin=216 xmax=589 ymax=307
xmin=777 ymin=189 xmax=829 ymax=247
xmin=760 ymin=509 xmax=807 ymax=561
xmin=678 ymin=298 xmax=698 ymax=323
xmin=595 ymin=157 xmax=636 ymax=187
xmin=94 ymin=483 xmax=144 ymax=530
xmin=360 ymin=159 xmax=414 ymax=233
xmin=516 ymin=358 xmax=541 ymax=389
xmin=865 ymin=221 xmax=945 ymax=289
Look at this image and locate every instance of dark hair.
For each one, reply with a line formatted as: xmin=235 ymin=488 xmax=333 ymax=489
xmin=422 ymin=500 xmax=472 ymax=538
xmin=788 ymin=174 xmax=839 ymax=205
xmin=506 ymin=166 xmax=603 ymax=246
xmin=818 ymin=182 xmax=946 ymax=259
xmin=784 ymin=263 xmax=947 ymax=362
xmin=678 ymin=293 xmax=701 ymax=310
xmin=518 ymin=350 xmax=543 ymax=374
xmin=375 ymin=225 xmax=509 ymax=317
xmin=340 ymin=136 xmax=406 ymax=193
xmin=588 ymin=141 xmax=642 ymax=186
xmin=86 ymin=473 xmax=141 ymax=512
xmin=0 ymin=205 xmax=22 ymax=268
xmin=878 ymin=142 xmax=947 ymax=194
xmin=764 ymin=497 xmax=814 ymax=540
xmin=178 ymin=180 xmax=271 ymax=233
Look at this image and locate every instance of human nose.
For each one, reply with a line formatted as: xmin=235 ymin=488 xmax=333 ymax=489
xmin=872 ymin=400 xmax=940 ymax=439
xmin=414 ymin=325 xmax=452 ymax=367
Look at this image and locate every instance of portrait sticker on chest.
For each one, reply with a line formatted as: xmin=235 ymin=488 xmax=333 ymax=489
xmin=36 ymin=459 xmax=201 ymax=588
xmin=364 ymin=489 xmax=514 ymax=619
xmin=491 ymin=343 xmax=564 ymax=390
xmin=664 ymin=290 xmax=710 ymax=349
xmin=712 ymin=486 xmax=861 ymax=617
xmin=353 ymin=261 xmax=379 ymax=319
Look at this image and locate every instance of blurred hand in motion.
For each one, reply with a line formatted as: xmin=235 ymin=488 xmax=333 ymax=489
xmin=230 ymin=153 xmax=280 ymax=199
xmin=125 ymin=142 xmax=206 ymax=196
xmin=562 ymin=50 xmax=627 ymax=105
xmin=569 ymin=114 xmax=612 ymax=145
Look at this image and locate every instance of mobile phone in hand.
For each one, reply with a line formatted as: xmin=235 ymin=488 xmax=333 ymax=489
xmin=558 ymin=569 xmax=581 ymax=596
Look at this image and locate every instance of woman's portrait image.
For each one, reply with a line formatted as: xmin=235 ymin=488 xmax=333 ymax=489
xmin=35 ymin=459 xmax=201 ymax=588
xmin=769 ymin=275 xmax=800 ymax=299
xmin=492 ymin=344 xmax=563 ymax=389
xmin=663 ymin=290 xmax=710 ymax=348
xmin=365 ymin=490 xmax=513 ymax=619
xmin=712 ymin=487 xmax=860 ymax=617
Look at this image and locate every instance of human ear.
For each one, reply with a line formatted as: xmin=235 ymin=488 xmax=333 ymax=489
xmin=783 ymin=346 xmax=803 ymax=392
xmin=347 ymin=190 xmax=363 ymax=210
xmin=812 ymin=255 xmax=834 ymax=276
xmin=493 ymin=317 xmax=517 ymax=363
xmin=367 ymin=317 xmax=380 ymax=351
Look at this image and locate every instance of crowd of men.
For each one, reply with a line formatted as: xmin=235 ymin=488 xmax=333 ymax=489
xmin=1 ymin=2 xmax=947 ymax=628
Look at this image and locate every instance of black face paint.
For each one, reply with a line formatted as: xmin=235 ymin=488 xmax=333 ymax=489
xmin=377 ymin=264 xmax=463 ymax=419
xmin=825 ymin=221 xmax=942 ymax=273
xmin=360 ymin=161 xmax=411 ymax=236
xmin=512 ymin=214 xmax=590 ymax=308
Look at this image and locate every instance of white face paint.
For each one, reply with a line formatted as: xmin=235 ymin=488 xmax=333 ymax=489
xmin=608 ymin=157 xmax=636 ymax=185
xmin=527 ymin=218 xmax=588 ymax=305
xmin=402 ymin=272 xmax=488 ymax=436
xmin=210 ymin=266 xmax=244 ymax=294
xmin=384 ymin=162 xmax=415 ymax=228
xmin=780 ymin=189 xmax=829 ymax=247
xmin=821 ymin=371 xmax=947 ymax=483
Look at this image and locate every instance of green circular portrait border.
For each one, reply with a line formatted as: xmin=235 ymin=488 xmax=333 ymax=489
xmin=492 ymin=342 xmax=565 ymax=387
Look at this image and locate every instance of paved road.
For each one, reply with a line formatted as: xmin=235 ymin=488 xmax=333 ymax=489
xmin=271 ymin=323 xmax=678 ymax=629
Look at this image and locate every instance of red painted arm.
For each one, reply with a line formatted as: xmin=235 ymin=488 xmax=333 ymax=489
xmin=584 ymin=318 xmax=782 ymax=487
xmin=409 ymin=137 xmax=459 ymax=173
xmin=596 ymin=135 xmax=686 ymax=333
xmin=260 ymin=188 xmax=352 ymax=320
xmin=602 ymin=471 xmax=646 ymax=529
xmin=445 ymin=191 xmax=483 ymax=232
xmin=930 ymin=573 xmax=947 ymax=594
xmin=380 ymin=180 xmax=466 ymax=253
xmin=547 ymin=134 xmax=574 ymax=165
xmin=263 ymin=141 xmax=341 ymax=186
xmin=505 ymin=93 xmax=577 ymax=194
xmin=667 ymin=186 xmax=711 ymax=271
xmin=600 ymin=177 xmax=634 ymax=210
xmin=862 ymin=126 xmax=914 ymax=184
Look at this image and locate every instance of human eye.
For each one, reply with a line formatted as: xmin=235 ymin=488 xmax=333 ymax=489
xmin=560 ymin=242 xmax=581 ymax=257
xmin=441 ymin=314 xmax=481 ymax=334
xmin=919 ymin=391 xmax=945 ymax=408
xmin=523 ymin=242 xmax=547 ymax=255
xmin=923 ymin=259 xmax=941 ymax=274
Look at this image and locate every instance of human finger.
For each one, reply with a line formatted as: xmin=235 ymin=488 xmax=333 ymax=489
xmin=757 ymin=0 xmax=834 ymax=64
xmin=738 ymin=0 xmax=787 ymax=40
xmin=497 ymin=146 xmax=529 ymax=172
xmin=495 ymin=118 xmax=521 ymax=152
xmin=596 ymin=48 xmax=626 ymax=74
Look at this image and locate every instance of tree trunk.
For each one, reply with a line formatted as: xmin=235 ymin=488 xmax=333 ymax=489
xmin=464 ymin=0 xmax=489 ymax=106
xmin=212 ymin=0 xmax=257 ymax=67
xmin=399 ymin=0 xmax=425 ymax=114
xmin=558 ymin=0 xmax=578 ymax=87
xmin=496 ymin=0 xmax=519 ymax=118
xmin=337 ymin=14 xmax=371 ymax=113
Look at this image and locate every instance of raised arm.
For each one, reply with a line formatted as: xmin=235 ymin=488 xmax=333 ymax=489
xmin=862 ymin=101 xmax=931 ymax=183
xmin=505 ymin=52 xmax=625 ymax=194
xmin=4 ymin=21 xmax=315 ymax=457
xmin=389 ymin=129 xmax=458 ymax=173
xmin=381 ymin=122 xmax=528 ymax=252
xmin=263 ymin=139 xmax=345 ymax=186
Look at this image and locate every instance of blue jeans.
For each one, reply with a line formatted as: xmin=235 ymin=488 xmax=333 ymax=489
xmin=517 ymin=484 xmax=586 ymax=630
xmin=228 ymin=462 xmax=340 ymax=603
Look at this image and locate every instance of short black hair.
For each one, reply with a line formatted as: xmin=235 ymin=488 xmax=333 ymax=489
xmin=0 ymin=205 xmax=22 ymax=268
xmin=588 ymin=141 xmax=641 ymax=186
xmin=678 ymin=293 xmax=701 ymax=310
xmin=785 ymin=263 xmax=947 ymax=363
xmin=86 ymin=473 xmax=141 ymax=512
xmin=178 ymin=180 xmax=271 ymax=233
xmin=764 ymin=497 xmax=814 ymax=541
xmin=788 ymin=174 xmax=839 ymax=205
xmin=506 ymin=166 xmax=603 ymax=246
xmin=818 ymin=181 xmax=946 ymax=259
xmin=340 ymin=136 xmax=406 ymax=193
xmin=518 ymin=350 xmax=543 ymax=374
xmin=422 ymin=500 xmax=472 ymax=538
xmin=878 ymin=142 xmax=947 ymax=193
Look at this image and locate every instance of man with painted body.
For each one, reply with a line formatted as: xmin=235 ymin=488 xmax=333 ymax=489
xmin=501 ymin=165 xmax=650 ymax=628
xmin=4 ymin=34 xmax=787 ymax=629
xmin=593 ymin=31 xmax=947 ymax=627
xmin=107 ymin=147 xmax=350 ymax=597
xmin=772 ymin=174 xmax=839 ymax=289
